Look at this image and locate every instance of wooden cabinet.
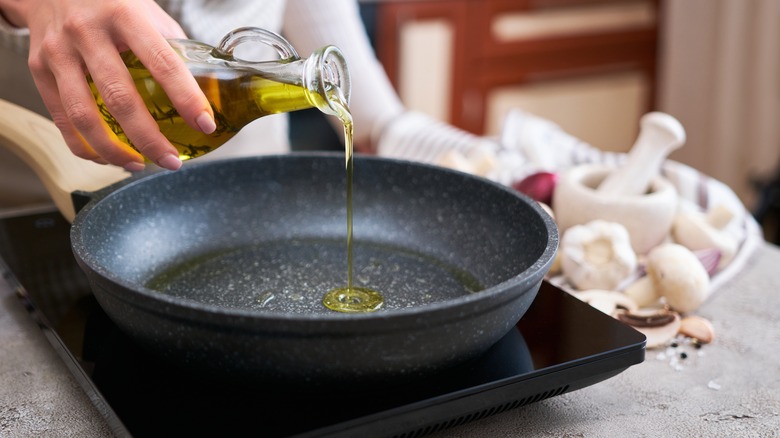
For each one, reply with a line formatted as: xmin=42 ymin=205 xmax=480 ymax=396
xmin=375 ymin=0 xmax=660 ymax=152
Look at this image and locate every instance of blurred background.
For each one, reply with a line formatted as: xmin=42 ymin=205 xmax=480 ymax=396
xmin=301 ymin=0 xmax=779 ymax=242
xmin=1 ymin=0 xmax=777 ymax=242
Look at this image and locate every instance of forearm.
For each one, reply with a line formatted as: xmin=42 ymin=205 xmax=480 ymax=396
xmin=283 ymin=0 xmax=404 ymax=151
xmin=281 ymin=0 xmax=495 ymax=165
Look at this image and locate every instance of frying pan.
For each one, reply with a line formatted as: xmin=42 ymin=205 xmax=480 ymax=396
xmin=0 ymin=99 xmax=558 ymax=385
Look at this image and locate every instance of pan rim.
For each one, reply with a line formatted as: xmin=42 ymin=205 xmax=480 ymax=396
xmin=71 ymin=153 xmax=559 ymax=326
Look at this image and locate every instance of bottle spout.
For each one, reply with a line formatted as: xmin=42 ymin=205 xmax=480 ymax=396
xmin=302 ymin=45 xmax=352 ymax=118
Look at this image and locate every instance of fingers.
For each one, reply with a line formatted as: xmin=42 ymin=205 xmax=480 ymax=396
xmin=82 ymin=46 xmax=181 ymax=169
xmin=24 ymin=0 xmax=215 ymax=171
xmin=77 ymin=5 xmax=194 ymax=170
xmin=31 ymin=39 xmax=152 ymax=171
xmin=28 ymin=35 xmax=138 ymax=169
xmin=140 ymin=42 xmax=218 ymax=135
xmin=113 ymin=4 xmax=217 ymax=149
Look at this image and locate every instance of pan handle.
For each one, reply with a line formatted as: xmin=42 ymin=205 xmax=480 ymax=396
xmin=0 ymin=98 xmax=129 ymax=222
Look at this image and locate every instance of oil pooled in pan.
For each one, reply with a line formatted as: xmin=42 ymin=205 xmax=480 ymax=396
xmin=145 ymin=238 xmax=483 ymax=315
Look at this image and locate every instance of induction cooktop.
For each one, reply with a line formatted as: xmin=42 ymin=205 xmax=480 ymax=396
xmin=0 ymin=205 xmax=645 ymax=438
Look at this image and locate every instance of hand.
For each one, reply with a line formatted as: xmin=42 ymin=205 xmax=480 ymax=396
xmin=10 ymin=0 xmax=216 ymax=171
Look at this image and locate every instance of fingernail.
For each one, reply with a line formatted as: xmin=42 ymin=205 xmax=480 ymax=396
xmin=158 ymin=154 xmax=182 ymax=170
xmin=123 ymin=161 xmax=146 ymax=172
xmin=196 ymin=111 xmax=216 ymax=134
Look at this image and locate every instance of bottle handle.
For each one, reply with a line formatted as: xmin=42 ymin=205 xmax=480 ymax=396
xmin=215 ymin=27 xmax=300 ymax=62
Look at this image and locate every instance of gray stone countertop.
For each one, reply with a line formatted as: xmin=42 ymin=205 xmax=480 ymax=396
xmin=2 ymin=243 xmax=779 ymax=437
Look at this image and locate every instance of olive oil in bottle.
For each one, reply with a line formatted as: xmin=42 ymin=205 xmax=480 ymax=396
xmin=88 ymin=50 xmax=327 ymax=161
xmin=87 ymin=27 xmax=350 ymax=161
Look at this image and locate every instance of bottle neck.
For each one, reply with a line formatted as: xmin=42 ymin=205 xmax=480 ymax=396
xmin=223 ymin=47 xmax=350 ymax=124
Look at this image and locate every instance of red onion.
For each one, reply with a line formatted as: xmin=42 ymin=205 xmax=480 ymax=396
xmin=694 ymin=248 xmax=722 ymax=277
xmin=511 ymin=172 xmax=558 ymax=205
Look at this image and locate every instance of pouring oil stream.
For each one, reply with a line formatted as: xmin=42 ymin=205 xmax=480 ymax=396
xmin=321 ymin=88 xmax=384 ymax=313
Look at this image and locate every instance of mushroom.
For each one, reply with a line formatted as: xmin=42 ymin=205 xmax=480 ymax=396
xmin=623 ymin=275 xmax=661 ymax=308
xmin=672 ymin=204 xmax=738 ymax=269
xmin=572 ymin=289 xmax=639 ymax=316
xmin=617 ymin=308 xmax=681 ymax=348
xmin=646 ymin=243 xmax=710 ymax=313
xmin=560 ymin=220 xmax=638 ymax=290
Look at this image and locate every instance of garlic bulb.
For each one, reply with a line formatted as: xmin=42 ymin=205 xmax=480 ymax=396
xmin=560 ymin=220 xmax=638 ymax=290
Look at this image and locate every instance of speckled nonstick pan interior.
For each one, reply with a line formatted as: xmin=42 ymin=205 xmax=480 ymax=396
xmin=68 ymin=153 xmax=557 ymax=385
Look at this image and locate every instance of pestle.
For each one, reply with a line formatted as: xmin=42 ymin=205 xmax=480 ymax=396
xmin=597 ymin=112 xmax=686 ymax=196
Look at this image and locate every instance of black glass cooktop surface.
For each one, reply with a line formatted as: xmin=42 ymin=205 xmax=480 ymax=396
xmin=0 ymin=206 xmax=645 ymax=438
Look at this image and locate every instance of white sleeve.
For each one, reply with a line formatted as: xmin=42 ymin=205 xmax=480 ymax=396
xmin=282 ymin=0 xmax=493 ymax=163
xmin=282 ymin=0 xmax=403 ymax=149
xmin=171 ymin=0 xmax=286 ymax=46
